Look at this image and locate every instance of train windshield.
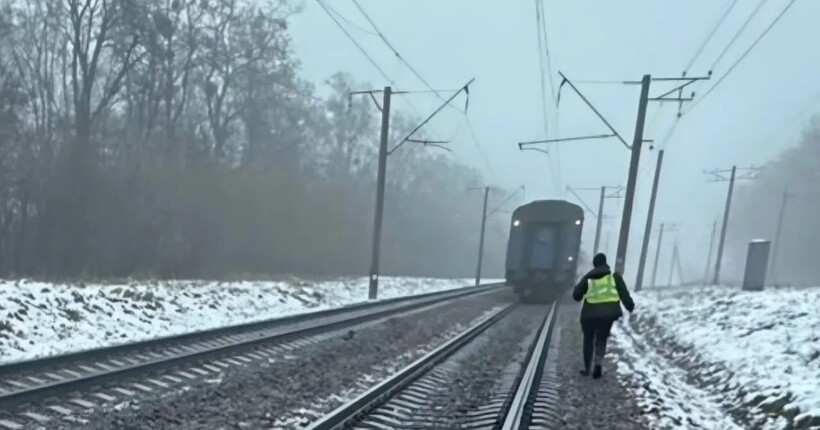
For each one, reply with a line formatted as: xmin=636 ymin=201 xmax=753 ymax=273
xmin=529 ymin=225 xmax=557 ymax=270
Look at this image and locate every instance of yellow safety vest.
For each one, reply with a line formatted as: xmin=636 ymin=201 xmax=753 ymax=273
xmin=585 ymin=274 xmax=620 ymax=304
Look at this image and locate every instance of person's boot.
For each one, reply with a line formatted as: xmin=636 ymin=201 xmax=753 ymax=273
xmin=579 ymin=368 xmax=590 ymax=376
xmin=592 ymin=364 xmax=602 ymax=379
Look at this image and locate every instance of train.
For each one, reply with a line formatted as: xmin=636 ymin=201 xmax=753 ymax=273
xmin=504 ymin=200 xmax=585 ymax=303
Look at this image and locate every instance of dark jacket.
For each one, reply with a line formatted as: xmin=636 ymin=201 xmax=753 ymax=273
xmin=572 ymin=264 xmax=635 ymax=321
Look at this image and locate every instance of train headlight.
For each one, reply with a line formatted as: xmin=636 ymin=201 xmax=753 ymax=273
xmin=575 ymin=219 xmax=582 ymax=226
xmin=568 ymin=256 xmax=574 ymax=261
xmin=513 ymin=219 xmax=520 ymax=227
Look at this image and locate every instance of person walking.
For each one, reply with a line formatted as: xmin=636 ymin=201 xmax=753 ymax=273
xmin=572 ymin=252 xmax=635 ymax=379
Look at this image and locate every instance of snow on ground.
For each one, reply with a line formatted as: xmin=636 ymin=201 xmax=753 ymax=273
xmin=0 ymin=276 xmax=495 ymax=364
xmin=612 ymin=285 xmax=820 ymax=429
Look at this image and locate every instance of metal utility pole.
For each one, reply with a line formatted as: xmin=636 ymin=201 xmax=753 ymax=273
xmin=475 ymin=186 xmax=490 ymax=286
xmin=566 ymin=186 xmax=624 ymax=256
xmin=651 ymin=224 xmax=665 ymax=288
xmin=713 ymin=165 xmax=736 ymax=285
xmin=470 ymin=185 xmax=524 ymax=286
xmin=770 ymin=187 xmax=793 ymax=285
xmin=520 ymin=72 xmax=707 ymax=275
xmin=635 ymin=149 xmax=665 ymax=291
xmin=360 ymin=79 xmax=473 ymax=299
xmin=705 ymin=166 xmax=759 ymax=284
xmin=651 ymin=223 xmax=678 ymax=287
xmin=615 ymin=74 xmax=651 ymax=274
xmin=668 ymin=241 xmax=681 ymax=286
xmin=703 ymin=221 xmax=717 ymax=284
xmin=674 ymin=242 xmax=684 ymax=285
xmin=594 ymin=186 xmax=606 ymax=254
xmin=368 ymin=87 xmax=392 ymax=299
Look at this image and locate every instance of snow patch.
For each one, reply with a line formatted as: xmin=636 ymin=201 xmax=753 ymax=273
xmin=613 ymin=285 xmax=820 ymax=429
xmin=0 ymin=277 xmax=495 ymax=364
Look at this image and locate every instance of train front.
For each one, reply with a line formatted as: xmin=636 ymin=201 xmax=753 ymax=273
xmin=504 ymin=200 xmax=584 ymax=303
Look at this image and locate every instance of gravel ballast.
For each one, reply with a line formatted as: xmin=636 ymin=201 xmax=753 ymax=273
xmin=78 ymin=290 xmax=515 ymax=430
xmin=354 ymin=304 xmax=548 ymax=428
xmin=550 ymin=297 xmax=650 ymax=430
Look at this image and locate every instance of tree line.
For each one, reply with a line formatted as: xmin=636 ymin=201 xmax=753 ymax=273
xmin=0 ymin=0 xmax=509 ymax=279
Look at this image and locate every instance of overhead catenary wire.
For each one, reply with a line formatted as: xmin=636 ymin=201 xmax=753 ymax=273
xmin=685 ymin=0 xmax=799 ymax=114
xmin=322 ymin=0 xmax=379 ymax=36
xmin=486 ymin=186 xmax=526 ymax=219
xmin=348 ymin=0 xmax=497 ymax=181
xmin=684 ymin=0 xmax=740 ymax=73
xmin=533 ymin=0 xmax=562 ymax=192
xmin=351 ymin=0 xmax=440 ymax=99
xmin=710 ymin=0 xmax=770 ymax=71
xmin=317 ymin=0 xmax=446 ymax=143
xmin=534 ymin=0 xmax=550 ymax=137
xmin=317 ymin=0 xmax=394 ymax=87
xmin=566 ymin=187 xmax=598 ymax=219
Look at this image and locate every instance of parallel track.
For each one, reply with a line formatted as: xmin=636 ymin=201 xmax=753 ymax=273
xmin=308 ymin=300 xmax=562 ymax=430
xmin=0 ymin=283 xmax=505 ymax=412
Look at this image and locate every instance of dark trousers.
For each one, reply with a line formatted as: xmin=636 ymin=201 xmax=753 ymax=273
xmin=581 ymin=317 xmax=615 ymax=369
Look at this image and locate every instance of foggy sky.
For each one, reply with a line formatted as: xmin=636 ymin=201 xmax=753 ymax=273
xmin=288 ymin=0 xmax=820 ymax=284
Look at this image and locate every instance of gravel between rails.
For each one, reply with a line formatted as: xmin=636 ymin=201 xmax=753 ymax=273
xmin=75 ymin=290 xmax=515 ymax=430
xmin=353 ymin=304 xmax=548 ymax=429
xmin=551 ymin=297 xmax=650 ymax=430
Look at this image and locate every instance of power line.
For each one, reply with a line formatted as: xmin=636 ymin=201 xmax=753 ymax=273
xmin=350 ymin=0 xmax=440 ymax=99
xmin=684 ymin=0 xmax=740 ymax=72
xmin=317 ymin=0 xmax=394 ymax=86
xmin=533 ymin=0 xmax=563 ymax=192
xmin=534 ymin=0 xmax=550 ymax=137
xmin=711 ymin=0 xmax=769 ymax=70
xmin=318 ymin=0 xmax=441 ymax=142
xmin=348 ymin=0 xmax=497 ymax=181
xmin=486 ymin=186 xmax=526 ymax=219
xmin=537 ymin=0 xmax=557 ymax=105
xmin=322 ymin=1 xmax=379 ymax=36
xmin=465 ymin=117 xmax=498 ymax=182
xmin=685 ymin=0 xmax=799 ymax=114
xmin=539 ymin=0 xmax=561 ymax=191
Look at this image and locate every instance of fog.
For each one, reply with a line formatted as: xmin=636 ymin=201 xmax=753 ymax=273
xmin=290 ymin=0 xmax=819 ymax=285
xmin=0 ymin=0 xmax=816 ymax=282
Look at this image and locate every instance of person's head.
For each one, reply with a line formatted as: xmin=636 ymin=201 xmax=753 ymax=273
xmin=593 ymin=253 xmax=607 ymax=268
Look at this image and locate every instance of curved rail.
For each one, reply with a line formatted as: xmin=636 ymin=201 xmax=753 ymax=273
xmin=0 ymin=282 xmax=506 ymax=410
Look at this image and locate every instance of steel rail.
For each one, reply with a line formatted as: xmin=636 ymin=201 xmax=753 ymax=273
xmin=501 ymin=300 xmax=560 ymax=429
xmin=0 ymin=282 xmax=506 ymax=409
xmin=306 ymin=304 xmax=516 ymax=430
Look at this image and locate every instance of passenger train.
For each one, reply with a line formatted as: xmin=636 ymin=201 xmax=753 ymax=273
xmin=505 ymin=200 xmax=584 ymax=303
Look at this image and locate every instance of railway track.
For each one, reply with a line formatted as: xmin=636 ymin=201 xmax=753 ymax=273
xmin=0 ymin=283 xmax=505 ymax=428
xmin=307 ymin=300 xmax=561 ymax=430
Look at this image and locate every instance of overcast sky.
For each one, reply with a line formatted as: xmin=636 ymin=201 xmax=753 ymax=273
xmin=288 ymin=0 xmax=819 ymax=283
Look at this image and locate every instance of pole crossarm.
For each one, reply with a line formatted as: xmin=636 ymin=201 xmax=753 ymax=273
xmin=649 ymin=97 xmax=694 ymax=102
xmin=651 ymin=76 xmax=710 ymax=99
xmin=567 ymin=185 xmax=624 ymax=197
xmin=389 ymin=78 xmax=475 ymax=155
xmin=705 ymin=166 xmax=760 ymax=182
xmin=557 ymin=71 xmax=630 ymax=149
xmin=624 ymin=76 xmax=712 ymax=84
xmin=565 ymin=186 xmax=598 ymax=219
xmin=406 ymin=138 xmax=452 ymax=152
xmin=518 ymin=133 xmax=616 ymax=147
xmin=520 ymin=147 xmax=550 ymax=155
xmin=606 ymin=186 xmax=625 ymax=198
xmin=486 ymin=186 xmax=526 ymax=219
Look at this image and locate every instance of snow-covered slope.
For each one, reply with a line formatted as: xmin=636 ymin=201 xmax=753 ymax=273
xmin=0 ymin=277 xmax=488 ymax=364
xmin=612 ymin=285 xmax=820 ymax=429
